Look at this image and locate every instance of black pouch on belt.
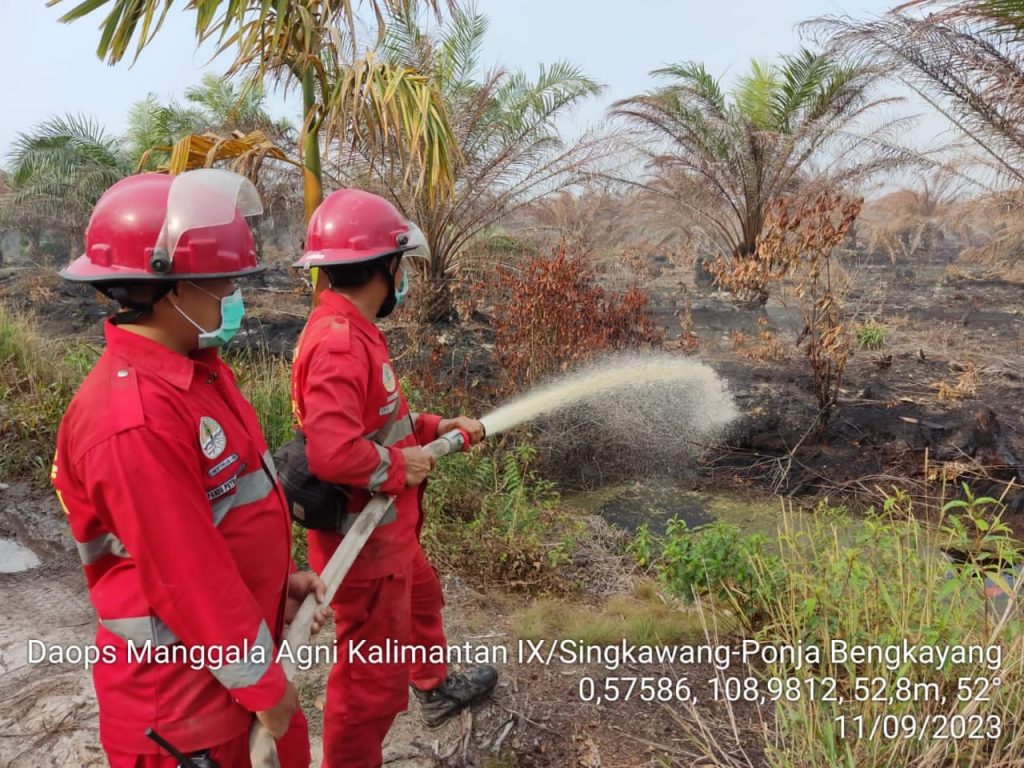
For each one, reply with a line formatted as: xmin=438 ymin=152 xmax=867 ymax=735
xmin=272 ymin=427 xmax=352 ymax=531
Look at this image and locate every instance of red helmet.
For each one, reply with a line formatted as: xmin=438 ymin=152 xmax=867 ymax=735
xmin=61 ymin=170 xmax=264 ymax=283
xmin=293 ymin=188 xmax=420 ymax=268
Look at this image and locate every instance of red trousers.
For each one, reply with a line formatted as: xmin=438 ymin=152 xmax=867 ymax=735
xmin=319 ymin=547 xmax=446 ymax=768
xmin=105 ymin=709 xmax=310 ymax=768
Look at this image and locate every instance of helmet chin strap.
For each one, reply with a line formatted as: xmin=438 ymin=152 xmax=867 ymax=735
xmin=375 ymin=253 xmax=403 ymax=319
xmin=98 ymin=283 xmax=176 ymax=325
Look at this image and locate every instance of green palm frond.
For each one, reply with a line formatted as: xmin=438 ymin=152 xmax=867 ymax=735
xmin=438 ymin=6 xmax=487 ymax=88
xmin=47 ymin=0 xmax=452 ymax=66
xmin=3 ymin=113 xmax=132 ymax=232
xmin=184 ymin=72 xmax=271 ymax=127
xmin=652 ymin=62 xmax=727 ymax=116
xmin=734 ymin=59 xmax=782 ymax=130
xmin=772 ymin=48 xmax=833 ymax=132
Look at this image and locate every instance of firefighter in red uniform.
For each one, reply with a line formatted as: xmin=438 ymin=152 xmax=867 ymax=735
xmin=51 ymin=170 xmax=323 ymax=768
xmin=290 ymin=189 xmax=498 ymax=767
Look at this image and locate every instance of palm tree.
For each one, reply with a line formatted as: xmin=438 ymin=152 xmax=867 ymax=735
xmin=126 ymin=96 xmax=208 ymax=171
xmin=184 ymin=73 xmax=283 ymax=132
xmin=126 ymin=74 xmax=292 ymax=170
xmin=1 ymin=115 xmax=133 ymax=261
xmin=49 ymin=0 xmax=457 ymax=222
xmin=612 ymin=50 xmax=907 ymax=293
xmin=337 ymin=6 xmax=606 ymax=322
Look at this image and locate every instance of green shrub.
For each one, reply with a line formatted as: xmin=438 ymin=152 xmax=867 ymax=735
xmin=421 ymin=437 xmax=582 ymax=590
xmin=630 ymin=519 xmax=781 ymax=623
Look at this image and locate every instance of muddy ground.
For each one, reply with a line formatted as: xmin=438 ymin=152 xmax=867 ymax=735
xmin=1 ymin=239 xmax=1022 ymax=765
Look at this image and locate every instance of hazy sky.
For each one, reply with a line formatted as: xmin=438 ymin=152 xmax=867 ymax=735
xmin=1 ymin=0 xmax=918 ymax=159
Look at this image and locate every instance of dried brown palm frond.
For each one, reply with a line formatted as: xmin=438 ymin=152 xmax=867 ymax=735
xmin=141 ymin=129 xmax=301 ymax=178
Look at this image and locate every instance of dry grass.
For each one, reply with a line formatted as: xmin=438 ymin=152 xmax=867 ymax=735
xmin=934 ymin=362 xmax=981 ymax=401
xmin=730 ymin=319 xmax=788 ymax=362
xmin=513 ymin=582 xmax=708 ymax=646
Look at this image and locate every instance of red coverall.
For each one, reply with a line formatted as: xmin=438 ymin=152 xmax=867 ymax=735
xmin=291 ymin=290 xmax=448 ymax=767
xmin=52 ymin=321 xmax=309 ymax=767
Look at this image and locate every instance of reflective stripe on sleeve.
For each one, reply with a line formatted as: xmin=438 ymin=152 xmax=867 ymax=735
xmin=211 ymin=620 xmax=274 ymax=690
xmin=76 ymin=531 xmax=129 ymax=565
xmin=101 ymin=615 xmax=179 ymax=646
xmin=367 ymin=444 xmax=392 ymax=492
xmin=366 ymin=417 xmax=413 ymax=448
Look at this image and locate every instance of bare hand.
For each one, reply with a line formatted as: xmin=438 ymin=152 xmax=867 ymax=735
xmin=402 ymin=446 xmax=436 ymax=487
xmin=257 ymin=681 xmax=298 ymax=739
xmin=438 ymin=416 xmax=485 ymax=446
xmin=285 ymin=571 xmax=330 ymax=635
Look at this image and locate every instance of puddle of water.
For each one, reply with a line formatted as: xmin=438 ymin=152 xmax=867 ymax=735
xmin=563 ymin=481 xmax=791 ymax=537
xmin=0 ymin=539 xmax=41 ymax=572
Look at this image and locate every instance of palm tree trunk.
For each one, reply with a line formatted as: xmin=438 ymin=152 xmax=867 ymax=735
xmin=415 ymin=253 xmax=456 ymax=323
xmin=301 ymin=66 xmax=327 ymax=306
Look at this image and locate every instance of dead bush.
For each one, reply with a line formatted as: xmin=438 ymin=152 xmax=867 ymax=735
xmin=492 ymin=241 xmax=664 ymax=391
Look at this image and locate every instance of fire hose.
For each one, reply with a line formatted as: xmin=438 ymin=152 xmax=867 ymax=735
xmin=248 ymin=428 xmax=471 ymax=768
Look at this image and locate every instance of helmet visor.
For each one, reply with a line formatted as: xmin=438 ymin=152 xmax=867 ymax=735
xmin=403 ymin=222 xmax=430 ymax=261
xmin=155 ymin=169 xmax=263 ymax=261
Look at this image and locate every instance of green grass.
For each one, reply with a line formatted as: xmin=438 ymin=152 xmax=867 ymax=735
xmin=227 ymin=346 xmax=294 ymax=452
xmin=0 ymin=304 xmax=96 ymax=484
xmin=675 ymin=493 xmax=1024 ymax=767
xmin=855 ymin=321 xmax=886 ymax=350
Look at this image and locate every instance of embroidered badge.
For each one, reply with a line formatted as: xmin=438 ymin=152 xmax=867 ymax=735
xmin=382 ymin=362 xmax=397 ymax=393
xmin=199 ymin=416 xmax=227 ymax=460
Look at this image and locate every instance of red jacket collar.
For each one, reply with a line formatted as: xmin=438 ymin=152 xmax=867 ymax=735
xmin=318 ymin=290 xmax=383 ymax=341
xmin=103 ymin=319 xmax=221 ymax=390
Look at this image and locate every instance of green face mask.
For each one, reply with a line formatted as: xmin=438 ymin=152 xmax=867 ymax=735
xmin=176 ymin=282 xmax=246 ymax=349
xmin=394 ymin=268 xmax=410 ymax=306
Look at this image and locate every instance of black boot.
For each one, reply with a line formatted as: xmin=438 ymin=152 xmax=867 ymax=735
xmin=412 ymin=665 xmax=498 ymax=727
